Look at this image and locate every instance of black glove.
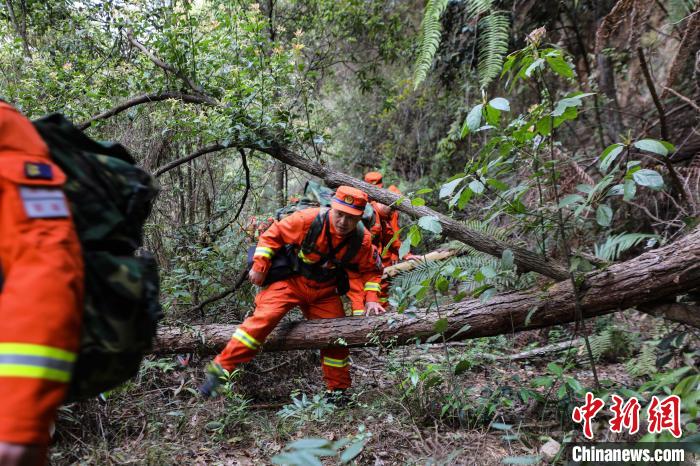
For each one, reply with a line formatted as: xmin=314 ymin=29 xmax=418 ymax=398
xmin=199 ymin=362 xmax=226 ymax=398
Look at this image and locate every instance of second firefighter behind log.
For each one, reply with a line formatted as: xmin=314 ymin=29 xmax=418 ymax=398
xmin=200 ymin=186 xmax=385 ymax=400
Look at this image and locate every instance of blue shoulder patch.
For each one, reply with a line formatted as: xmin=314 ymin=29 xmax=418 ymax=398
xmin=24 ymin=162 xmax=53 ymax=180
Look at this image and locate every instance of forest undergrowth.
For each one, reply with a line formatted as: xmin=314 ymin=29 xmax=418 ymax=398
xmin=52 ymin=311 xmax=696 ymax=465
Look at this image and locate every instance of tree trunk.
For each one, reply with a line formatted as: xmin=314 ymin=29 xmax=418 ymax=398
xmin=153 ymin=226 xmax=700 ymax=354
xmin=257 ymin=145 xmax=570 ymax=281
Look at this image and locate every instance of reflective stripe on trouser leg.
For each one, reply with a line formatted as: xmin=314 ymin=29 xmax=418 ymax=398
xmin=302 ymin=290 xmax=350 ymax=390
xmin=320 ymin=347 xmax=351 ymax=390
xmin=214 ymin=280 xmax=301 ymax=371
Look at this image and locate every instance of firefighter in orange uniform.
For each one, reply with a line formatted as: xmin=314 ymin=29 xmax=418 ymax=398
xmin=0 ymin=102 xmax=84 ymax=465
xmin=200 ymin=186 xmax=384 ymax=401
xmin=348 ymin=172 xmax=411 ymax=313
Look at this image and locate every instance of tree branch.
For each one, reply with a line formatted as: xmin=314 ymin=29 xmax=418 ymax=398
xmin=127 ymin=29 xmax=207 ymax=96
xmin=636 ymin=47 xmax=692 ymax=208
xmin=154 ymin=143 xmax=233 ymax=177
xmin=184 ymin=268 xmax=249 ymax=316
xmin=78 ymin=92 xmax=215 ymax=130
xmin=254 ymin=143 xmax=570 ymax=281
xmin=637 ymin=47 xmax=669 ymax=141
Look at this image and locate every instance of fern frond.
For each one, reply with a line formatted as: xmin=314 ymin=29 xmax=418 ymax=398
xmin=477 ymin=12 xmax=510 ymax=88
xmin=625 ymin=344 xmax=657 ymax=378
xmin=593 ymin=233 xmax=658 ymax=262
xmin=466 ymin=0 xmax=494 ymax=17
xmin=413 ymin=0 xmax=450 ymax=88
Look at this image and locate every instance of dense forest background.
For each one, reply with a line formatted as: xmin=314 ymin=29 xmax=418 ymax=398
xmin=1 ymin=0 xmax=699 ymax=464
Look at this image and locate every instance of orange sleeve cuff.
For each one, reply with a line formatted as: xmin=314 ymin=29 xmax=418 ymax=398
xmin=364 ymin=291 xmax=379 ymax=303
xmin=252 ymin=258 xmax=270 ymax=274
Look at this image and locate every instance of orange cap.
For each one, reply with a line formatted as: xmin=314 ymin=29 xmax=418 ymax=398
xmin=331 ymin=186 xmax=368 ymax=216
xmin=388 ymin=184 xmax=402 ymax=195
xmin=364 ymin=171 xmax=383 ymax=188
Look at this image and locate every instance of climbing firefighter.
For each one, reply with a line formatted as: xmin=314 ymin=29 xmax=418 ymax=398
xmin=348 ymin=172 xmax=414 ymax=313
xmin=200 ymin=186 xmax=384 ymax=402
xmin=0 ymin=102 xmax=84 ymax=465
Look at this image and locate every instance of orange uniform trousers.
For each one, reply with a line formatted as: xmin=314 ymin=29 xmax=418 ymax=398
xmin=215 ymin=275 xmax=351 ymax=390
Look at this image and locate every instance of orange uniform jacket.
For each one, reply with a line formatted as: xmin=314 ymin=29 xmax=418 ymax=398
xmin=367 ymin=201 xmax=400 ymax=260
xmin=251 ymin=207 xmax=382 ymax=304
xmin=0 ymin=102 xmax=83 ymax=445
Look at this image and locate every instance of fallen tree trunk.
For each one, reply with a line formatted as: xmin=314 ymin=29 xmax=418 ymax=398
xmin=256 ymin=145 xmax=570 ymax=281
xmin=153 ymin=226 xmax=700 ymax=354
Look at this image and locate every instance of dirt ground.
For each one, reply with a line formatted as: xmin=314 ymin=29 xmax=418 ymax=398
xmin=49 ymin=311 xmax=691 ymax=465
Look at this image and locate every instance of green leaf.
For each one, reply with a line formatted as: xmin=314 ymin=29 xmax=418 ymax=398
xmin=418 ymin=215 xmax=442 ymax=234
xmin=531 ymin=376 xmax=553 ymax=388
xmin=411 ymin=197 xmax=426 ymax=206
xmin=435 ymin=276 xmax=449 ymax=293
xmin=545 ymin=54 xmax=574 ymax=78
xmin=449 ymin=323 xmax=471 ymax=340
xmin=524 ymin=58 xmax=544 ymax=77
xmin=558 ymin=194 xmax=583 ymax=208
xmin=547 ymin=362 xmax=563 ymax=376
xmin=632 ymin=169 xmax=664 ymax=189
xmin=454 ymin=359 xmax=471 ymax=375
xmin=488 ymin=97 xmax=510 ymax=111
xmin=408 ymin=225 xmax=422 ymax=246
xmin=415 ymin=188 xmax=433 ymax=195
xmin=484 ymin=104 xmax=501 ymax=126
xmin=434 ymin=318 xmax=448 ymax=334
xmin=457 ymin=188 xmax=473 ymax=209
xmin=599 ymin=143 xmax=624 ymax=173
xmin=596 ymin=204 xmax=613 ymax=227
xmin=288 ymin=439 xmax=330 ymax=450
xmin=633 ymin=139 xmax=669 ymax=156
xmin=340 ymin=441 xmax=365 ymax=464
xmin=486 ymin=178 xmax=509 ymax=191
xmin=440 ymin=177 xmax=463 ymax=199
xmin=205 ymin=421 xmax=223 ymax=431
xmin=461 ymin=103 xmax=483 ymax=136
xmin=469 ymin=179 xmax=485 ymax=194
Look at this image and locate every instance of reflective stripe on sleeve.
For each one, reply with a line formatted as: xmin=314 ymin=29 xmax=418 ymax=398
xmin=363 ymin=282 xmax=381 ymax=292
xmin=352 ymin=309 xmax=365 ymax=316
xmin=0 ymin=343 xmax=76 ymax=383
xmin=232 ymin=328 xmax=261 ymax=350
xmin=254 ymin=246 xmax=273 ymax=259
xmin=322 ymin=356 xmax=349 ymax=368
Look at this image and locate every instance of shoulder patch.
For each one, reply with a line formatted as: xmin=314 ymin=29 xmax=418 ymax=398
xmin=19 ymin=186 xmax=70 ymax=218
xmin=24 ymin=162 xmax=53 ymax=180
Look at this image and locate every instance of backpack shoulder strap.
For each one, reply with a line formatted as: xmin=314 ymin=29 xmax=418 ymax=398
xmin=341 ymin=221 xmax=365 ymax=265
xmin=301 ymin=208 xmax=328 ymax=254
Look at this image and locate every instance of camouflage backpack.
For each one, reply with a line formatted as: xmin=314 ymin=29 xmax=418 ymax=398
xmin=32 ymin=113 xmax=162 ymax=401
